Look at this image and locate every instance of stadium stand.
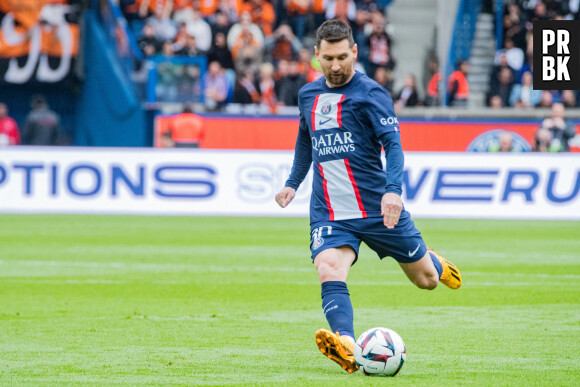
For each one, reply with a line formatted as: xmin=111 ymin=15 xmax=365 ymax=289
xmin=0 ymin=0 xmax=578 ymax=151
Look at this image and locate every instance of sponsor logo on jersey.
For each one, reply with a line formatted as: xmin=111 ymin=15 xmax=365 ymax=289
xmin=311 ymin=131 xmax=355 ymax=156
xmin=380 ymin=117 xmax=399 ymax=126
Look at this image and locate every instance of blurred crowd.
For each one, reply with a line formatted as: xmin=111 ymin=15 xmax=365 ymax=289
xmin=0 ymin=95 xmax=69 ymax=147
xmin=486 ymin=0 xmax=580 ymax=109
xmin=120 ymin=0 xmax=400 ymax=111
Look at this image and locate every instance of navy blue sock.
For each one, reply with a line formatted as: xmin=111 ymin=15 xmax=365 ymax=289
xmin=429 ymin=252 xmax=443 ymax=278
xmin=321 ymin=281 xmax=355 ymax=339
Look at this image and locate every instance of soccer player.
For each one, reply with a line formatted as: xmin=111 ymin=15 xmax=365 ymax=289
xmin=275 ymin=20 xmax=462 ymax=374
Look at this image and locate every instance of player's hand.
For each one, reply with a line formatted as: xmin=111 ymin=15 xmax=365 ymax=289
xmin=275 ymin=187 xmax=296 ymax=208
xmin=381 ymin=193 xmax=402 ymax=229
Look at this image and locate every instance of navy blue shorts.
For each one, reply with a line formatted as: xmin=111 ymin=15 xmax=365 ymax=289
xmin=310 ymin=210 xmax=427 ymax=264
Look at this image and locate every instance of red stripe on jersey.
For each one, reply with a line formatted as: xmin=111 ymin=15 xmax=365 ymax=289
xmin=311 ymin=95 xmax=320 ymax=131
xmin=336 ymin=95 xmax=346 ymax=127
xmin=343 ymin=158 xmax=367 ymax=218
xmin=319 ymin=163 xmax=334 ymax=221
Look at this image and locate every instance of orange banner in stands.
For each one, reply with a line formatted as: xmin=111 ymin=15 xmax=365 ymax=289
xmin=0 ymin=0 xmax=49 ymax=29
xmin=155 ymin=116 xmax=579 ymax=152
xmin=0 ymin=0 xmax=79 ymax=84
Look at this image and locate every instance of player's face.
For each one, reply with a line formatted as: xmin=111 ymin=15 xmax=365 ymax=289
xmin=315 ymin=39 xmax=357 ymax=87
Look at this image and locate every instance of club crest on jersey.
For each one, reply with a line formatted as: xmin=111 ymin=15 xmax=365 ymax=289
xmin=313 ymin=93 xmax=345 ymax=130
xmin=311 ymin=226 xmax=332 ymax=250
xmin=312 ymin=235 xmax=324 ymax=249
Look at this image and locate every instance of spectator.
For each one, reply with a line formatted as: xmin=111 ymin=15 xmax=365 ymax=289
xmin=22 ymin=95 xmax=65 ymax=146
xmin=177 ymin=64 xmax=203 ymax=102
xmin=155 ymin=41 xmax=179 ymax=101
xmin=448 ymin=60 xmax=470 ymax=107
xmin=296 ymin=48 xmax=323 ymax=83
xmin=175 ymin=32 xmax=205 ymax=56
xmin=264 ymin=23 xmax=303 ymax=65
xmin=561 ymin=89 xmax=577 ymax=108
xmin=394 ymin=74 xmax=420 ymax=110
xmin=488 ymin=67 xmax=514 ymax=107
xmin=366 ymin=11 xmax=395 ymax=78
xmin=172 ymin=22 xmax=189 ymax=50
xmin=0 ymin=102 xmax=20 ymax=146
xmin=494 ymin=37 xmax=524 ymax=72
xmin=210 ymin=9 xmax=232 ymax=37
xmin=531 ymin=1 xmax=550 ymax=21
xmin=171 ymin=0 xmax=195 ymax=25
xmin=373 ymin=66 xmax=394 ymax=94
xmin=424 ymin=57 xmax=440 ymax=106
xmin=231 ymin=22 xmax=263 ymax=75
xmin=536 ymin=90 xmax=553 ymax=108
xmin=352 ymin=0 xmax=376 ymax=71
xmin=198 ymin=0 xmax=219 ymax=18
xmin=204 ymin=61 xmax=229 ymax=111
xmin=208 ymin=32 xmax=235 ymax=70
xmin=489 ymin=95 xmax=504 ymax=109
xmin=258 ymin=62 xmax=278 ymax=113
xmin=186 ymin=10 xmax=212 ymax=52
xmin=491 ymin=53 xmax=518 ymax=84
xmin=240 ymin=0 xmax=276 ymax=36
xmin=146 ymin=7 xmax=177 ymax=41
xmin=227 ymin=12 xmax=264 ymax=53
xmin=489 ymin=131 xmax=514 ymax=152
xmin=213 ymin=0 xmax=239 ymax=25
xmin=275 ymin=58 xmax=290 ymax=97
xmin=498 ymin=131 xmax=514 ymax=152
xmin=509 ymin=71 xmax=541 ymax=108
xmin=326 ymin=0 xmax=356 ymax=24
xmin=163 ymin=102 xmax=205 ymax=147
xmin=503 ymin=3 xmax=527 ymax=51
xmin=286 ymin=0 xmax=309 ymax=41
xmin=276 ymin=60 xmax=306 ymax=106
xmin=312 ymin=0 xmax=327 ymax=31
xmin=139 ymin=0 xmax=172 ymax=19
xmin=138 ymin=22 xmax=163 ymax=56
xmin=234 ymin=69 xmax=261 ymax=104
xmin=537 ymin=102 xmax=577 ymax=152
xmin=532 ymin=128 xmax=552 ymax=152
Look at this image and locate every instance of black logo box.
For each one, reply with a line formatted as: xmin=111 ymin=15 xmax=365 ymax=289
xmin=533 ymin=20 xmax=580 ymax=90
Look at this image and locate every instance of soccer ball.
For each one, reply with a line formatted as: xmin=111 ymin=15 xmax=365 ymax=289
xmin=354 ymin=327 xmax=406 ymax=376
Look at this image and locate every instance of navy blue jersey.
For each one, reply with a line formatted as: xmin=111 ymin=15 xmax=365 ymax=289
xmin=286 ymin=71 xmax=404 ymax=223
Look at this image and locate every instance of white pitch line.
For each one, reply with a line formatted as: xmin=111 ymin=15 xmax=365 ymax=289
xmin=0 ymin=260 xmax=313 ymax=273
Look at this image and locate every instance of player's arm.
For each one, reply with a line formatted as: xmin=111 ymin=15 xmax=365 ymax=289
xmin=379 ymin=131 xmax=404 ymax=229
xmin=276 ymin=107 xmax=312 ymax=208
xmin=365 ymin=85 xmax=404 ymax=228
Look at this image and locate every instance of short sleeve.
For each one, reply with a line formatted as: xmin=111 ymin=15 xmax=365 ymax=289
xmin=362 ymin=86 xmax=399 ymax=138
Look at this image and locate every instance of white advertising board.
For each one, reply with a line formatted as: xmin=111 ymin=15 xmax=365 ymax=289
xmin=0 ymin=148 xmax=578 ymax=219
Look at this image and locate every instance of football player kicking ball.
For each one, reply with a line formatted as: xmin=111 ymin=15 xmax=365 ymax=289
xmin=275 ymin=20 xmax=462 ymax=374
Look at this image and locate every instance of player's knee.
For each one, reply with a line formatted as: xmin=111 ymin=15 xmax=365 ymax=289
xmin=315 ymin=256 xmax=342 ymax=282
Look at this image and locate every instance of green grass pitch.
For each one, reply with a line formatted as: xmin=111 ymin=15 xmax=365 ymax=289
xmin=0 ymin=215 xmax=579 ymax=386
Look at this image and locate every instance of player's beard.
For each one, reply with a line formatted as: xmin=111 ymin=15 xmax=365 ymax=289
xmin=325 ymin=67 xmax=354 ymax=87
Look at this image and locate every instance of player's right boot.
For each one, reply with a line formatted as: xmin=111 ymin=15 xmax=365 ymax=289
xmin=428 ymin=247 xmax=462 ymax=289
xmin=315 ymin=329 xmax=358 ymax=374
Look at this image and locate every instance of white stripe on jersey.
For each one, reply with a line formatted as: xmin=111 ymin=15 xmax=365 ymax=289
xmin=319 ymin=159 xmax=366 ymax=221
xmin=312 ymin=93 xmax=345 ymax=131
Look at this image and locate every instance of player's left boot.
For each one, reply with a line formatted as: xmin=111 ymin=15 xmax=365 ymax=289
xmin=428 ymin=247 xmax=462 ymax=289
xmin=315 ymin=329 xmax=358 ymax=374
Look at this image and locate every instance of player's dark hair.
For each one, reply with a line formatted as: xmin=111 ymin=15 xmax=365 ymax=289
xmin=316 ymin=19 xmax=355 ymax=49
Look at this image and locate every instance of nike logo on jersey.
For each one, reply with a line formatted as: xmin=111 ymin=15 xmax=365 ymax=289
xmin=319 ymin=118 xmax=332 ymax=126
xmin=408 ymin=244 xmax=421 ymax=257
